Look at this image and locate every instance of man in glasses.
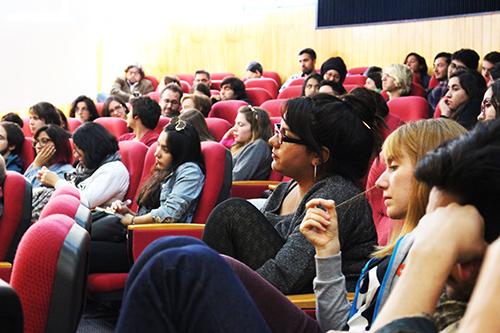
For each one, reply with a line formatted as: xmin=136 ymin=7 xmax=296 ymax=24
xmin=160 ymin=83 xmax=183 ymax=117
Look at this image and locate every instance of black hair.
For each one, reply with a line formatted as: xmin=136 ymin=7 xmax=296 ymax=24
xmin=137 ymin=120 xmax=203 ymax=209
xmin=162 ymin=82 xmax=184 ymax=100
xmin=220 ymin=77 xmax=247 ymax=101
xmin=29 ymin=102 xmax=62 ymax=127
xmin=364 ymin=66 xmax=383 ymax=89
xmin=404 ymin=52 xmax=429 ymax=79
xmin=102 ymin=96 xmax=129 ymax=117
xmin=489 ymin=80 xmax=500 ymax=115
xmin=450 ymin=69 xmax=487 ymax=101
xmin=131 ymin=96 xmax=161 ymax=129
xmin=283 ymin=93 xmax=379 ymax=182
xmin=452 ymin=49 xmax=480 ymax=71
xmin=69 ymin=95 xmax=99 ymax=121
xmin=434 ymin=52 xmax=452 ymax=64
xmin=191 ymin=83 xmax=211 ymax=99
xmin=484 ymin=51 xmax=500 ymax=65
xmin=72 ymin=122 xmax=119 ymax=169
xmin=299 ymin=48 xmax=317 ymax=60
xmin=195 ymin=70 xmax=211 ymax=79
xmin=415 ymin=119 xmax=500 ymax=243
xmin=491 ymin=63 xmax=500 ymax=81
xmin=0 ymin=121 xmax=24 ymax=155
xmin=301 ymin=73 xmax=322 ymax=96
xmin=319 ymin=80 xmax=347 ymax=95
xmin=34 ymin=124 xmax=72 ymax=165
xmin=247 ymin=61 xmax=263 ymax=75
xmin=1 ymin=113 xmax=23 ymax=128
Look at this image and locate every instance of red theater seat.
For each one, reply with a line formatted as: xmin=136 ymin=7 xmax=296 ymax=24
xmin=119 ymin=140 xmax=148 ymax=203
xmin=177 ymin=74 xmax=194 ymax=86
xmin=245 ymin=88 xmax=273 ymax=106
xmin=344 ymin=84 xmax=362 ymax=93
xmin=94 ymin=117 xmax=129 ymax=138
xmin=288 ymin=77 xmax=305 ymax=86
xmin=20 ymin=137 xmax=35 ymax=172
xmin=245 ymin=78 xmax=279 ymax=99
xmin=39 ymin=194 xmax=91 ymax=231
xmin=208 ymin=100 xmax=248 ymax=125
xmin=96 ymin=102 xmax=104 ymax=116
xmin=180 ymin=80 xmax=191 ymax=93
xmin=343 ymin=75 xmax=367 ymax=86
xmin=409 ymin=83 xmax=426 ymax=97
xmin=67 ymin=118 xmax=82 ymax=133
xmin=211 ymin=72 xmax=234 ymax=80
xmin=347 ymin=67 xmax=368 ymax=75
xmin=428 ymin=75 xmax=439 ymax=90
xmin=277 ymin=85 xmax=302 ymax=99
xmin=147 ymin=91 xmax=160 ymax=103
xmin=144 ymin=75 xmax=159 ymax=90
xmin=205 ymin=117 xmax=232 ymax=141
xmin=21 ymin=117 xmax=31 ymax=137
xmin=260 ymin=99 xmax=287 ymax=117
xmin=262 ymin=71 xmax=282 ymax=86
xmin=387 ymin=96 xmax=429 ymax=122
xmin=154 ymin=116 xmax=171 ymax=134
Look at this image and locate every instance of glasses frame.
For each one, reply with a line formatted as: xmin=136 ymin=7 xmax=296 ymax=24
xmin=274 ymin=123 xmax=307 ymax=146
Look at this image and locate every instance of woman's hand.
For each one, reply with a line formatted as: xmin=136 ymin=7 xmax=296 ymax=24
xmin=33 ymin=145 xmax=56 ymax=168
xmin=439 ymin=97 xmax=452 ymax=117
xmin=111 ymin=199 xmax=133 ymax=215
xmin=121 ymin=213 xmax=135 ymax=226
xmin=37 ymin=167 xmax=60 ymax=187
xmin=300 ymin=198 xmax=341 ymax=257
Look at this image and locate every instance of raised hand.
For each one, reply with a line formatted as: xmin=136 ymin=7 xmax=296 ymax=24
xmin=34 ymin=144 xmax=56 ymax=168
xmin=300 ymin=198 xmax=341 ymax=257
xmin=37 ymin=166 xmax=60 ymax=187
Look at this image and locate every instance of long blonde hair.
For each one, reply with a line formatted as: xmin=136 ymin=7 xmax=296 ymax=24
xmin=373 ymin=119 xmax=466 ymax=258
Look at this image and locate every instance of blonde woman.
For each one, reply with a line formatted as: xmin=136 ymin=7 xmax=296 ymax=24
xmin=382 ymin=64 xmax=413 ymax=100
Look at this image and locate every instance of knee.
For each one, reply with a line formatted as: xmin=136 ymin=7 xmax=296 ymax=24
xmin=206 ymin=198 xmax=257 ymax=225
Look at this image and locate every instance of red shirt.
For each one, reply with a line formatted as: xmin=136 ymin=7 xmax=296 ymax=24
xmin=119 ymin=130 xmax=159 ymax=147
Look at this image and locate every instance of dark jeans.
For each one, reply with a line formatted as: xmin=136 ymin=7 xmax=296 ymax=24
xmin=115 ymin=237 xmax=271 ymax=333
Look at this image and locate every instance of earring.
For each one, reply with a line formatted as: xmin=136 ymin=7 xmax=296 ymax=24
xmin=313 ymin=164 xmax=317 ymax=183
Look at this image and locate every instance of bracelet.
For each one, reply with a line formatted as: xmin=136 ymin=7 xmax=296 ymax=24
xmin=131 ymin=216 xmax=136 ymax=225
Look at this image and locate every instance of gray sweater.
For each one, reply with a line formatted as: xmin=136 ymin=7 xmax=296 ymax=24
xmin=258 ymin=175 xmax=377 ymax=294
xmin=232 ymin=139 xmax=272 ymax=181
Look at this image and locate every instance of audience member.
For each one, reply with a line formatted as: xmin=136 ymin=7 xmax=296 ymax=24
xmin=382 ymin=64 xmax=413 ymax=100
xmin=179 ymin=109 xmax=215 ymax=141
xmin=218 ymin=77 xmax=249 ymax=103
xmin=57 ymin=109 xmax=69 ymax=131
xmin=318 ymin=80 xmax=346 ymax=96
xmin=439 ymin=69 xmax=486 ymax=129
xmin=90 ymin=120 xmax=205 ymax=273
xmin=38 ymin=122 xmax=129 ymax=209
xmin=1 ymin=113 xmax=23 ymax=128
xmin=110 ymin=64 xmax=154 ymax=102
xmin=119 ymin=97 xmax=161 ymax=147
xmin=280 ymin=48 xmax=317 ymax=91
xmin=477 ymin=79 xmax=500 ymax=122
xmin=28 ymin=102 xmax=62 ymax=135
xmin=372 ymin=119 xmax=500 ymax=332
xmin=69 ymin=95 xmax=99 ymax=122
xmin=193 ymin=70 xmax=211 ymax=88
xmin=180 ymin=94 xmax=212 ymax=117
xmin=364 ymin=66 xmax=383 ymax=93
xmin=427 ymin=52 xmax=452 ymax=111
xmin=301 ymin=73 xmax=322 ymax=97
xmin=191 ymin=82 xmax=212 ymax=99
xmin=159 ymin=83 xmax=183 ymax=117
xmin=449 ymin=48 xmax=480 ymax=76
xmin=245 ymin=61 xmax=263 ymax=79
xmin=204 ymin=94 xmax=380 ymax=294
xmin=481 ymin=51 xmax=500 ymax=86
xmin=156 ymin=75 xmax=181 ymax=93
xmin=0 ymin=121 xmax=24 ymax=172
xmin=224 ymin=105 xmax=272 ymax=181
xmin=490 ymin=62 xmax=500 ymax=81
xmin=320 ymin=56 xmax=347 ymax=84
xmin=404 ymin=52 xmax=430 ymax=88
xmin=24 ymin=124 xmax=73 ymax=188
xmin=101 ymin=96 xmax=129 ymax=119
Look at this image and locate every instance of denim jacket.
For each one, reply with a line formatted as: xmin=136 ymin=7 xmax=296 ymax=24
xmin=138 ymin=162 xmax=205 ymax=223
xmin=24 ymin=162 xmax=75 ymax=189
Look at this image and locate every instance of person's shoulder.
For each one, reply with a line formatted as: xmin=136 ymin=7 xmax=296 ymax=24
xmin=177 ymin=161 xmax=203 ymax=174
xmin=118 ymin=133 xmax=135 ymax=141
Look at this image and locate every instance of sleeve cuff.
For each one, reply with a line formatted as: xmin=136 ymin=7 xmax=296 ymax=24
xmin=315 ymin=252 xmax=343 ymax=281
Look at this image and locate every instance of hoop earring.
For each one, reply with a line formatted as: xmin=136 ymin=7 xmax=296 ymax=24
xmin=313 ymin=164 xmax=317 ymax=183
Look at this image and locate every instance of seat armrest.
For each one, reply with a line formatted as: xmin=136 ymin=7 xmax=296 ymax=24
xmin=0 ymin=262 xmax=12 ymax=283
xmin=231 ymin=180 xmax=280 ymax=199
xmin=128 ymin=224 xmax=205 ymax=262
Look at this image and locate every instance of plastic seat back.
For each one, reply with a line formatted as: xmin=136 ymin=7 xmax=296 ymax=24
xmin=277 ymin=85 xmax=302 ymax=99
xmin=208 ymin=100 xmax=248 ymax=125
xmin=387 ymin=96 xmax=429 ymax=122
xmin=205 ymin=118 xmax=232 ymax=142
xmin=245 ymin=88 xmax=273 ymax=106
xmin=94 ymin=117 xmax=129 ymax=139
xmin=119 ymin=140 xmax=148 ymax=202
xmin=260 ymin=99 xmax=287 ymax=118
xmin=245 ymin=78 xmax=279 ymax=99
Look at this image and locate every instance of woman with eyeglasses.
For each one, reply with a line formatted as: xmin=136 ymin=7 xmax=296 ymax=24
xmin=477 ymin=79 xmax=500 ymax=122
xmin=89 ymin=120 xmax=205 ymax=273
xmin=221 ymin=105 xmax=273 ymax=181
xmin=101 ymin=96 xmax=129 ymax=119
xmin=69 ymin=95 xmax=99 ymax=122
xmin=24 ymin=125 xmax=74 ymax=189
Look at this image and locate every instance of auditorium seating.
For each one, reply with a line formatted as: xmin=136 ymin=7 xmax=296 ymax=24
xmin=144 ymin=75 xmax=159 ymax=90
xmin=387 ymin=96 xmax=429 ymax=122
xmin=277 ymin=85 xmax=302 ymax=99
xmin=94 ymin=117 xmax=129 ymax=138
xmin=288 ymin=77 xmax=305 ymax=86
xmin=262 ymin=71 xmax=282 ymax=86
xmin=245 ymin=78 xmax=279 ymax=99
xmin=21 ymin=117 xmax=31 ymax=137
xmin=344 ymin=84 xmax=362 ymax=93
xmin=205 ymin=117 xmax=232 ymax=141
xmin=179 ymin=80 xmax=192 ymax=93
xmin=0 ymin=171 xmax=32 ymax=263
xmin=96 ymin=102 xmax=104 ymax=116
xmin=20 ymin=137 xmax=35 ymax=172
xmin=211 ymin=72 xmax=235 ymax=80
xmin=147 ymin=91 xmax=160 ymax=103
xmin=208 ymin=100 xmax=248 ymax=125
xmin=39 ymin=194 xmax=91 ymax=231
xmin=8 ymin=214 xmax=89 ymax=333
xmin=118 ymin=140 xmax=149 ymax=203
xmin=177 ymin=73 xmax=194 ymax=85
xmin=343 ymin=75 xmax=367 ymax=86
xmin=409 ymin=82 xmax=426 ymax=97
xmin=154 ymin=116 xmax=171 ymax=134
xmin=428 ymin=74 xmax=439 ymax=90
xmin=260 ymin=99 xmax=287 ymax=117
xmin=347 ymin=67 xmax=368 ymax=75
xmin=67 ymin=117 xmax=82 ymax=133
xmin=245 ymin=87 xmax=273 ymax=106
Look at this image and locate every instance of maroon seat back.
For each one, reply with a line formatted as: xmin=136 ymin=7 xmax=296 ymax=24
xmin=67 ymin=118 xmax=82 ymax=133
xmin=245 ymin=88 xmax=272 ymax=106
xmin=94 ymin=117 xmax=129 ymax=139
xmin=343 ymin=75 xmax=367 ymax=85
xmin=262 ymin=71 xmax=282 ymax=86
xmin=154 ymin=116 xmax=171 ymax=134
xmin=10 ymin=214 xmax=89 ymax=333
xmin=208 ymin=100 xmax=248 ymax=126
xmin=147 ymin=91 xmax=160 ymax=103
xmin=347 ymin=67 xmax=368 ymax=75
xmin=0 ymin=172 xmax=31 ymax=262
xmin=288 ymin=77 xmax=305 ymax=86
xmin=205 ymin=117 xmax=232 ymax=141
xmin=20 ymin=137 xmax=35 ymax=172
xmin=177 ymin=73 xmax=194 ymax=85
xmin=119 ymin=140 xmax=149 ymax=202
xmin=39 ymin=194 xmax=91 ymax=231
xmin=387 ymin=96 xmax=429 ymax=122
xmin=245 ymin=78 xmax=279 ymax=99
xmin=144 ymin=75 xmax=159 ymax=90
xmin=277 ymin=85 xmax=302 ymax=99
xmin=409 ymin=83 xmax=426 ymax=97
xmin=211 ymin=72 xmax=234 ymax=80
xmin=260 ymin=99 xmax=287 ymax=117
xmin=179 ymin=80 xmax=191 ymax=93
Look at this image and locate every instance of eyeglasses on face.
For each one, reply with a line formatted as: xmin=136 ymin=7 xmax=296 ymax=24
xmin=274 ymin=123 xmax=307 ymax=145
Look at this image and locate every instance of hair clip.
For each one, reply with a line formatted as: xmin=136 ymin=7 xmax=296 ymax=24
xmin=174 ymin=119 xmax=187 ymax=131
xmin=248 ymin=105 xmax=259 ymax=119
xmin=362 ymin=121 xmax=371 ymax=130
